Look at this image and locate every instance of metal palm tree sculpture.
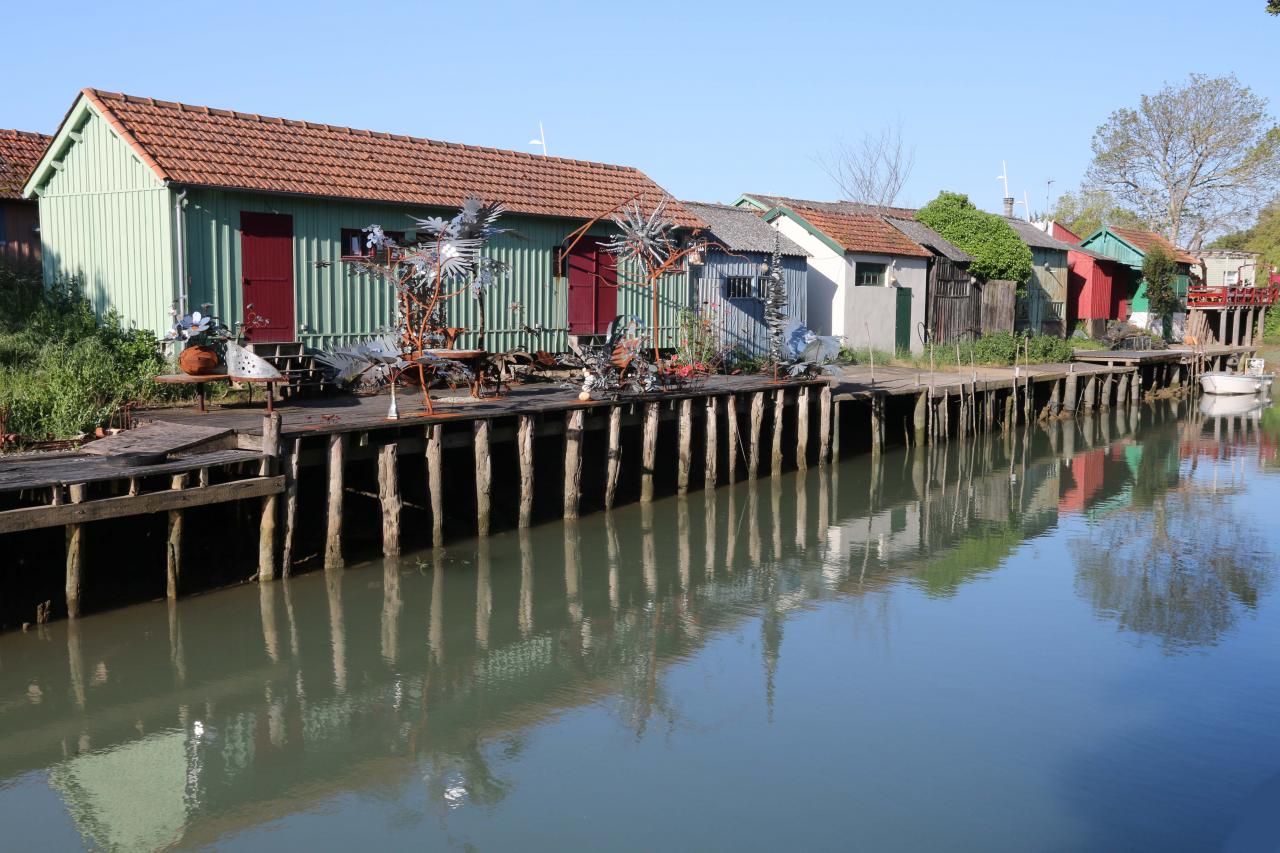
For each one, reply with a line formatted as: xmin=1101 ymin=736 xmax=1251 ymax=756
xmin=762 ymin=232 xmax=788 ymax=375
xmin=601 ymin=196 xmax=708 ymax=374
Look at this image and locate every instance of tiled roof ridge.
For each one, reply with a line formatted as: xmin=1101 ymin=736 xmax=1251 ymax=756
xmin=84 ymin=88 xmax=643 ymax=175
xmin=0 ymin=128 xmax=51 ymax=141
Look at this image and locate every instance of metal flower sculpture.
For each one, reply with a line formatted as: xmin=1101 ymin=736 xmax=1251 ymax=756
xmin=762 ymin=232 xmax=789 ymax=374
xmin=343 ymin=198 xmax=510 ymax=412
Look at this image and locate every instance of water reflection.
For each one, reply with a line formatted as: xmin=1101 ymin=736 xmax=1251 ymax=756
xmin=1 ymin=400 xmax=1278 ymax=850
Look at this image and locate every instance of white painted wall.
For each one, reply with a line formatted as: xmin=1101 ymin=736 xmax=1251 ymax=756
xmin=845 ymin=253 xmax=928 ymax=354
xmin=1199 ymin=253 xmax=1259 ymax=287
xmin=770 ymin=215 xmax=847 ymax=336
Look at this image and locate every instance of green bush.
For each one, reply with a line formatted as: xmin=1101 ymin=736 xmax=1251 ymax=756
xmin=1141 ymin=245 xmax=1180 ymax=324
xmin=916 ymin=192 xmax=1033 ymax=285
xmin=917 ymin=332 xmax=1074 ymax=367
xmin=0 ymin=265 xmax=176 ymax=441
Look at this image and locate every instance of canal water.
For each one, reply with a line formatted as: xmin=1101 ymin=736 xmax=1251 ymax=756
xmin=2 ymin=400 xmax=1280 ymax=851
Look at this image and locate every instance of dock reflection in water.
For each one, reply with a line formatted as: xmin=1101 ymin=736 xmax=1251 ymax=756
xmin=3 ymin=402 xmax=1280 ymax=851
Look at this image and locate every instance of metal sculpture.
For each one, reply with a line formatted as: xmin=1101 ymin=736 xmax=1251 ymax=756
xmin=761 ymin=232 xmax=788 ymax=375
xmin=558 ymin=314 xmax=656 ymax=399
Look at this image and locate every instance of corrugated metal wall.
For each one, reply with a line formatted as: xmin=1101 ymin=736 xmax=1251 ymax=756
xmin=691 ymin=250 xmax=807 ymax=356
xmin=35 ymin=107 xmax=175 ymax=335
xmin=184 ymin=191 xmax=692 ymax=352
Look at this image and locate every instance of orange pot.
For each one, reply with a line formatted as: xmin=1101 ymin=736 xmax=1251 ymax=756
xmin=179 ymin=345 xmax=220 ymax=376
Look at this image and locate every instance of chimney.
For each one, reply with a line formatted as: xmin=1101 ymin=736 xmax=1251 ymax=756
xmin=1003 ymin=197 xmax=1015 ymax=217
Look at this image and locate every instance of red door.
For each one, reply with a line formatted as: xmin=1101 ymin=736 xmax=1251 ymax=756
xmin=566 ymin=238 xmax=618 ymax=336
xmin=240 ymin=212 xmax=295 ymax=342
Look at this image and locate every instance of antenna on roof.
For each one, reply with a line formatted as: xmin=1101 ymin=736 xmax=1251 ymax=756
xmin=1013 ymin=189 xmax=1032 ymax=221
xmin=998 ymin=161 xmax=1014 ymax=217
xmin=529 ymin=121 xmax=547 ymax=157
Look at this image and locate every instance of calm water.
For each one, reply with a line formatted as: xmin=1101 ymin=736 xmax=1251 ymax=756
xmin=3 ymin=401 xmax=1280 ymax=851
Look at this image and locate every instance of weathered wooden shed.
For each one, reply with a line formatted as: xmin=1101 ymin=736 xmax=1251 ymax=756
xmin=1047 ymin=221 xmax=1131 ymax=337
xmin=681 ymin=201 xmax=808 ymax=356
xmin=23 ymin=89 xmax=702 ymax=353
xmin=0 ymin=129 xmax=50 ymax=269
xmin=1003 ymin=217 xmax=1072 ymax=337
xmin=884 ymin=216 xmax=978 ymax=343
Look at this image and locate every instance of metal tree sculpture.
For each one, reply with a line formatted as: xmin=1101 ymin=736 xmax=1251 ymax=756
xmin=345 ymin=198 xmax=510 ymax=409
xmin=762 ymin=231 xmax=788 ymax=374
xmin=601 ymin=196 xmax=707 ymax=372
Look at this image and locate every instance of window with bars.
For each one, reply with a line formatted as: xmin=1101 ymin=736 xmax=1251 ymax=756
xmin=725 ymin=275 xmax=759 ymax=300
xmin=856 ymin=262 xmax=886 ymax=287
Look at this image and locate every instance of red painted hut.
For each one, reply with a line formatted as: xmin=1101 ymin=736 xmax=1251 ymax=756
xmin=0 ymin=129 xmax=50 ymax=269
xmin=1049 ymin=221 xmax=1131 ymax=336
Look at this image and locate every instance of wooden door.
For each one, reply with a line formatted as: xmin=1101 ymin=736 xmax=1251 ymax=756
xmin=566 ymin=238 xmax=617 ymax=336
xmin=240 ymin=212 xmax=295 ymax=342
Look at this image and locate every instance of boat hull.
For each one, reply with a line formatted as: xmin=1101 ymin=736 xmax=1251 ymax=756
xmin=1199 ymin=372 xmax=1274 ymax=395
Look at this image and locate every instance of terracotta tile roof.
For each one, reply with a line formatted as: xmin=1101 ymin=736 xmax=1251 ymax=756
xmin=784 ymin=206 xmax=930 ymax=257
xmin=74 ymin=89 xmax=701 ymax=227
xmin=1110 ymin=226 xmax=1198 ymax=265
xmin=0 ymin=129 xmax=51 ymax=199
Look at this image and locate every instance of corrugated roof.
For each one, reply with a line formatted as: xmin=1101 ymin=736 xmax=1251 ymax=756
xmin=0 ymin=129 xmax=51 ymax=200
xmin=53 ymin=89 xmax=701 ymax=226
xmin=681 ymin=201 xmax=807 ymax=257
xmin=1110 ymin=226 xmax=1199 ymax=265
xmin=885 ymin=217 xmax=973 ymax=263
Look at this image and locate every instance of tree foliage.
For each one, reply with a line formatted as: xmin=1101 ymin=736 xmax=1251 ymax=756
xmin=819 ymin=122 xmax=916 ymax=207
xmin=1208 ymin=196 xmax=1280 ymax=277
xmin=1086 ymin=74 xmax=1280 ymax=249
xmin=1049 ymin=188 xmax=1148 ymax=239
xmin=1141 ymin=245 xmax=1181 ymax=320
xmin=1270 ymin=0 xmax=1280 ymax=14
xmin=916 ymin=191 xmax=1032 ymax=283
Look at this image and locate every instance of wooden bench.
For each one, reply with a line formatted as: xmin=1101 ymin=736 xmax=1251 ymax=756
xmin=154 ymin=373 xmax=279 ymax=413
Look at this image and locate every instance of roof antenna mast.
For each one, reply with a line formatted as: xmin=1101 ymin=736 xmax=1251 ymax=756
xmin=997 ymin=161 xmax=1014 ymax=217
xmin=529 ymin=121 xmax=547 ymax=157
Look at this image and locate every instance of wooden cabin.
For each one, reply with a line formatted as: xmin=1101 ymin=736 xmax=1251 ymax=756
xmin=0 ymin=129 xmax=50 ymax=269
xmin=1080 ymin=226 xmax=1197 ymax=339
xmin=681 ymin=202 xmax=808 ymax=357
xmin=1047 ymin=221 xmax=1131 ymax=338
xmin=23 ymin=89 xmax=703 ymax=354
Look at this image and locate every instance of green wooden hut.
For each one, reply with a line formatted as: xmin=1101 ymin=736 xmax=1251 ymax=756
xmin=23 ymin=89 xmax=703 ymax=353
xmin=1078 ymin=226 xmax=1196 ymax=330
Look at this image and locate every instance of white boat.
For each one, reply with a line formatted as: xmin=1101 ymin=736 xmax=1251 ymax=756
xmin=1199 ymin=394 xmax=1266 ymax=418
xmin=1199 ymin=358 xmax=1274 ymax=396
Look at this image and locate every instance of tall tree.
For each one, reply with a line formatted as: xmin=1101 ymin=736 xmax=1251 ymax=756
xmin=819 ymin=122 xmax=916 ymax=208
xmin=1269 ymin=0 xmax=1279 ymax=14
xmin=1049 ymin=188 xmax=1148 ymax=238
xmin=1085 ymin=74 xmax=1280 ymax=250
xmin=1209 ymin=197 xmax=1280 ymax=275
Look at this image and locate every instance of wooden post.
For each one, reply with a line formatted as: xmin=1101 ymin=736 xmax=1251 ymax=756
xmin=725 ymin=395 xmax=739 ymax=484
xmin=832 ymin=398 xmax=841 ymax=459
xmin=796 ymin=387 xmax=810 ymax=470
xmin=564 ymin=409 xmax=584 ymax=518
xmin=1117 ymin=372 xmax=1130 ymax=409
xmin=1083 ymin=376 xmax=1097 ymax=412
xmin=427 ymin=424 xmax=444 ymax=547
xmin=748 ymin=392 xmax=764 ymax=478
xmin=474 ymin=419 xmax=492 ymax=536
xmin=605 ymin=407 xmax=622 ymax=509
xmin=1063 ymin=372 xmax=1078 ymax=412
xmin=64 ymin=481 xmax=87 ymax=614
xmin=258 ymin=413 xmax=282 ymax=582
xmin=704 ymin=397 xmax=718 ymax=490
xmin=324 ymin=433 xmax=346 ymax=570
xmin=771 ymin=388 xmax=785 ymax=476
xmin=819 ymin=385 xmax=833 ymax=464
xmin=1048 ymin=378 xmax=1061 ymax=416
xmin=677 ymin=398 xmax=693 ymax=494
xmin=871 ymin=396 xmax=884 ymax=460
xmin=641 ymin=402 xmax=659 ymax=502
xmin=1003 ymin=389 xmax=1015 ymax=431
xmin=518 ymin=415 xmax=536 ymax=526
xmin=166 ymin=473 xmax=187 ymax=599
xmin=281 ymin=437 xmax=301 ymax=577
xmin=377 ymin=441 xmax=401 ymax=557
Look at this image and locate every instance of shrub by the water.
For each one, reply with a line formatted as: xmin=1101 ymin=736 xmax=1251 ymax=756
xmin=0 ymin=264 xmax=173 ymax=441
xmin=920 ymin=331 xmax=1074 ymax=367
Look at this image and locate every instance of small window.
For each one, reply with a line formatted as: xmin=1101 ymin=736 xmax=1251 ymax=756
xmin=857 ymin=262 xmax=886 ymax=287
xmin=340 ymin=228 xmax=404 ymax=259
xmin=1224 ymin=269 xmax=1239 ymax=286
xmin=725 ymin=275 xmax=759 ymax=300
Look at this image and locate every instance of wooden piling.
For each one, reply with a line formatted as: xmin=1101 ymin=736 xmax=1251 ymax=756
xmin=324 ymin=433 xmax=346 ymax=570
xmin=518 ymin=414 xmax=536 ymax=525
xmin=832 ymin=398 xmax=841 ymax=459
xmin=796 ymin=387 xmax=810 ymax=470
xmin=258 ymin=413 xmax=282 ymax=582
xmin=1064 ymin=372 xmax=1078 ymax=412
xmin=377 ymin=441 xmax=401 ymax=557
xmin=819 ymin=385 xmax=833 ymax=464
xmin=748 ymin=392 xmax=764 ymax=479
xmin=564 ymin=409 xmax=584 ymax=518
xmin=605 ymin=407 xmax=622 ymax=509
xmin=725 ymin=394 xmax=739 ymax=484
xmin=166 ymin=475 xmax=185 ymax=600
xmin=704 ymin=397 xmax=718 ymax=490
xmin=677 ymin=398 xmax=693 ymax=494
xmin=427 ymin=424 xmax=444 ymax=547
xmin=871 ymin=395 xmax=884 ymax=459
xmin=641 ymin=402 xmax=659 ymax=502
xmin=1101 ymin=371 xmax=1113 ymax=410
xmin=771 ymin=388 xmax=785 ymax=476
xmin=913 ymin=390 xmax=927 ymax=447
xmin=1083 ymin=376 xmax=1097 ymax=412
xmin=281 ymin=437 xmax=301 ymax=577
xmin=474 ymin=419 xmax=492 ymax=536
xmin=65 ymin=481 xmax=86 ymax=614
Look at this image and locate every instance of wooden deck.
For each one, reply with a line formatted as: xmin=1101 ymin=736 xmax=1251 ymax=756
xmin=1071 ymin=344 xmax=1258 ymax=364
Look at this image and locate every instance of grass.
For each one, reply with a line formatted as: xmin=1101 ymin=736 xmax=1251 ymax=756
xmin=0 ymin=264 xmax=183 ymax=442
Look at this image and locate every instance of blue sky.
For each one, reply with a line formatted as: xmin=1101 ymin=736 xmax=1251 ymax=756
xmin=4 ymin=0 xmax=1277 ymax=215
